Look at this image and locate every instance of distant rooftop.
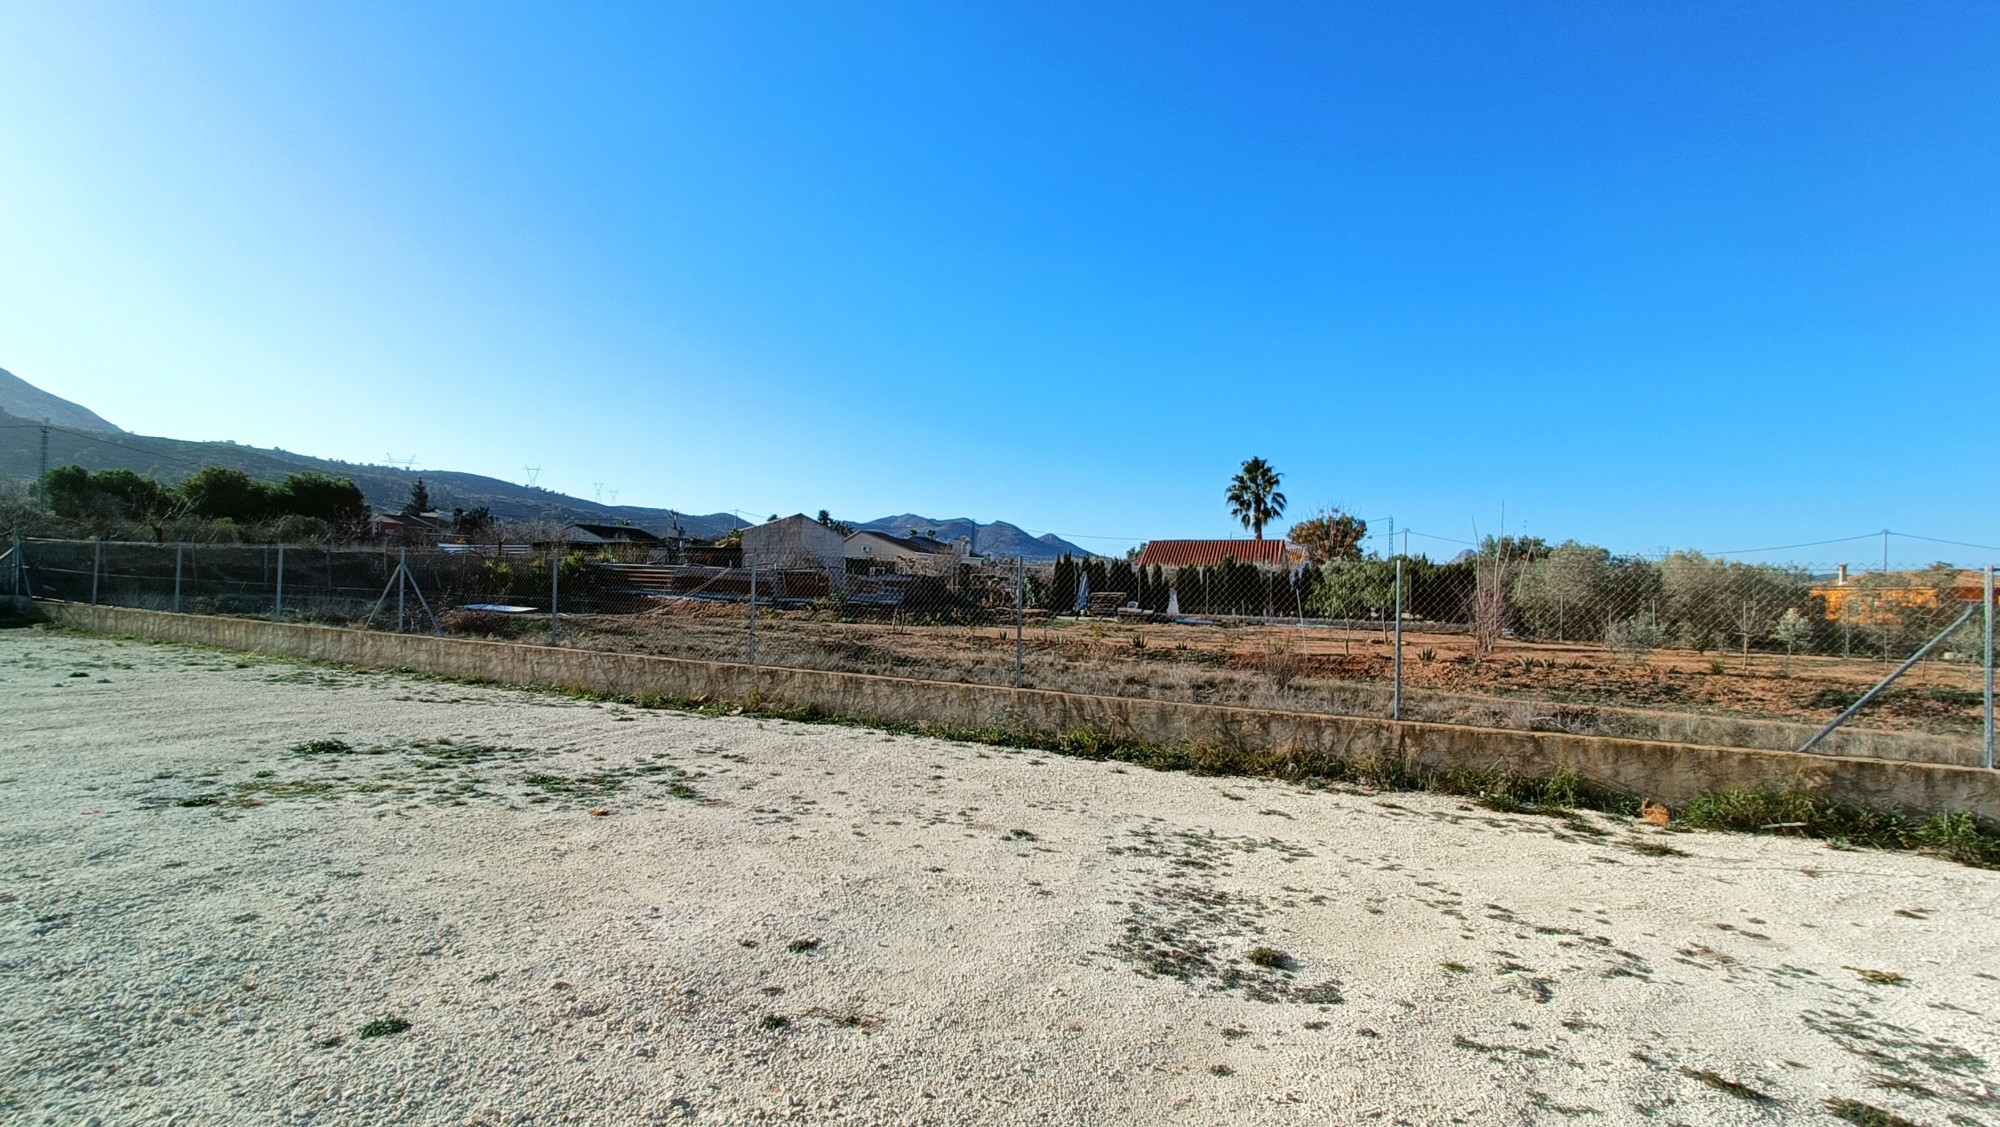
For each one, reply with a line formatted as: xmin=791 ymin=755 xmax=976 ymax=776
xmin=846 ymin=529 xmax=960 ymax=555
xmin=1135 ymin=539 xmax=1297 ymax=569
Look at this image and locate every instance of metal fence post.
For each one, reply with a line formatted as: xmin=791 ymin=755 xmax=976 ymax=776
xmin=1984 ymin=563 xmax=1994 ymax=770
xmin=274 ymin=544 xmax=286 ymax=621
xmin=173 ymin=544 xmax=184 ymax=613
xmin=748 ymin=558 xmax=758 ymax=666
xmin=549 ymin=545 xmax=559 ymax=646
xmin=9 ymin=530 xmax=20 ymax=598
xmin=1015 ymin=556 xmax=1024 ymax=688
xmin=91 ymin=538 xmax=101 ymax=605
xmin=397 ymin=548 xmax=408 ymax=633
xmin=1393 ymin=556 xmax=1403 ymax=721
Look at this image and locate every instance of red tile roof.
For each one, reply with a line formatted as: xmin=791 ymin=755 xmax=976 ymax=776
xmin=1135 ymin=539 xmax=1296 ymax=569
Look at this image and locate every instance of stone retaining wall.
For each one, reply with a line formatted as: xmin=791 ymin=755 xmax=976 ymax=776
xmin=32 ymin=601 xmax=2000 ymax=821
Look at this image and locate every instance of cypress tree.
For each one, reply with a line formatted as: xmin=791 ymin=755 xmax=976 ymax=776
xmin=1047 ymin=555 xmax=1078 ymax=612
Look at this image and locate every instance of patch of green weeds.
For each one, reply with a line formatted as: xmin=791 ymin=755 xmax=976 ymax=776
xmin=358 ymin=1016 xmax=410 ymax=1039
xmin=1846 ymin=967 xmax=1909 ymax=987
xmin=1678 ymin=1067 xmax=1774 ymax=1104
xmin=786 ymin=938 xmax=821 ymax=954
xmin=1245 ymin=947 xmax=1292 ymax=970
xmin=521 ymin=772 xmax=617 ymax=797
xmin=1824 ymin=1098 xmax=1920 ymax=1127
xmin=1622 ymin=840 xmax=1691 ymax=858
xmin=1867 ymin=1075 xmax=1939 ymax=1099
xmin=1685 ymin=792 xmax=2000 ymax=868
xmin=291 ymin=738 xmax=353 ymax=756
xmin=758 ymin=1014 xmax=789 ymax=1031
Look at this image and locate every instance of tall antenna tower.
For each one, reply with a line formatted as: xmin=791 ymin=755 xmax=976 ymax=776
xmin=608 ymin=489 xmax=619 ymax=505
xmin=385 ymin=453 xmax=417 ymax=471
xmin=593 ymin=482 xmax=604 ymax=503
xmin=522 ymin=466 xmax=542 ymax=488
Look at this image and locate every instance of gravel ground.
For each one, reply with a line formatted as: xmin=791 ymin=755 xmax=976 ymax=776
xmin=2 ymin=626 xmax=1997 ymax=1127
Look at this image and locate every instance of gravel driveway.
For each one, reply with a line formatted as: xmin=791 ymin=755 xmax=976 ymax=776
xmin=3 ymin=627 xmax=1996 ymax=1125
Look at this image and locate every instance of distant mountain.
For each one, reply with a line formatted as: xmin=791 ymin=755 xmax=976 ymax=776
xmin=0 ymin=368 xmax=123 ymax=434
xmin=0 ymin=375 xmax=745 ymax=539
xmin=0 ymin=371 xmax=1085 ymax=551
xmin=854 ymin=514 xmax=1091 ymax=560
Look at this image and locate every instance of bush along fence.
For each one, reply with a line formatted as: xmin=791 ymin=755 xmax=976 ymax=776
xmin=6 ymin=533 xmax=1995 ymax=768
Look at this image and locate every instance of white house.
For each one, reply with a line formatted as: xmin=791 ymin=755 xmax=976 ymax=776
xmin=843 ymin=530 xmax=966 ymax=576
xmin=742 ymin=514 xmax=846 ymax=571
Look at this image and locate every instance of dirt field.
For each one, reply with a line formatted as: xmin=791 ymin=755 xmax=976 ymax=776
xmin=532 ymin=605 xmax=1990 ymax=762
xmin=4 ymin=626 xmax=1998 ymax=1126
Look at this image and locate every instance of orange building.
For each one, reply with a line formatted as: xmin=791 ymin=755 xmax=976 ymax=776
xmin=1811 ymin=565 xmax=1994 ymax=626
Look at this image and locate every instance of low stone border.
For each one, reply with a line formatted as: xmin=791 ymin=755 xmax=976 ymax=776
xmin=30 ymin=600 xmax=2000 ymax=821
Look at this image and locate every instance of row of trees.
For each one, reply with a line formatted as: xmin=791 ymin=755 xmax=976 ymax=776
xmin=34 ymin=465 xmax=371 ymax=542
xmin=1036 ymin=553 xmax=1484 ymax=620
xmin=1043 ymin=536 xmax=1975 ymax=660
xmin=1324 ymin=539 xmax=1974 ymax=658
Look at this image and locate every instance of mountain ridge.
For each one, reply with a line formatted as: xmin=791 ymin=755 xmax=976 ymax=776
xmin=0 ymin=368 xmax=124 ymax=434
xmin=0 ymin=371 xmax=1093 ymax=556
xmin=853 ymin=514 xmax=1088 ymax=560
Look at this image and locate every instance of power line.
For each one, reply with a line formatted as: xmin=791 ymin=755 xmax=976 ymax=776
xmin=1890 ymin=530 xmax=2000 ymax=554
xmin=1707 ymin=532 xmax=1883 ymax=556
xmin=0 ymin=420 xmax=218 ymax=475
xmin=1402 ymin=529 xmax=1475 ymax=547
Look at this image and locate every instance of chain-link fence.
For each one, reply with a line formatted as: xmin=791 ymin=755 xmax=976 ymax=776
xmin=8 ymin=535 xmax=1994 ymax=768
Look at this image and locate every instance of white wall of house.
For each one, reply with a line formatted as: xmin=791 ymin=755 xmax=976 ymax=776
xmin=843 ymin=531 xmax=959 ymax=576
xmin=743 ymin=515 xmax=846 ymax=570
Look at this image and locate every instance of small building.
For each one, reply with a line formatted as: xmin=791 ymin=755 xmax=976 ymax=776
xmin=369 ymin=512 xmax=445 ymax=541
xmin=1134 ymin=539 xmax=1301 ymax=570
xmin=1811 ymin=565 xmax=1994 ymax=626
xmin=742 ymin=514 xmax=847 ymax=571
xmin=843 ymin=530 xmax=966 ymax=576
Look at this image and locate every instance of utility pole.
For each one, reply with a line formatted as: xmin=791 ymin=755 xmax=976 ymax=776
xmin=1984 ymin=564 xmax=1994 ymax=770
xmin=1393 ymin=556 xmax=1403 ymax=721
xmin=1015 ymin=556 xmax=1025 ymax=688
xmin=37 ymin=423 xmax=50 ymax=497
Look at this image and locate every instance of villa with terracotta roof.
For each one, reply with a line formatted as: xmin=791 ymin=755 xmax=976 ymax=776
xmin=1134 ymin=539 xmax=1305 ymax=570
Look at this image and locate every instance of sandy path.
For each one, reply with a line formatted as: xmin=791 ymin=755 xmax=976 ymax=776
xmin=2 ymin=627 xmax=1996 ymax=1126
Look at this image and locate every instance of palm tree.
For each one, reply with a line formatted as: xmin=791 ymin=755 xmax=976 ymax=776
xmin=1225 ymin=457 xmax=1286 ymax=540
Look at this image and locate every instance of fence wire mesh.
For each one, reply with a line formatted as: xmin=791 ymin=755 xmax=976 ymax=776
xmin=12 ymin=536 xmax=1994 ymax=768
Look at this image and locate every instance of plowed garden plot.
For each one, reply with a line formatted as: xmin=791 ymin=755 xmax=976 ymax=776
xmin=2 ymin=628 xmax=1996 ymax=1125
xmin=525 ymin=606 xmax=1990 ymax=761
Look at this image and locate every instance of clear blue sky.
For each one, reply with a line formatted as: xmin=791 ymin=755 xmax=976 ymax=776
xmin=1 ymin=2 xmax=1993 ymax=565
